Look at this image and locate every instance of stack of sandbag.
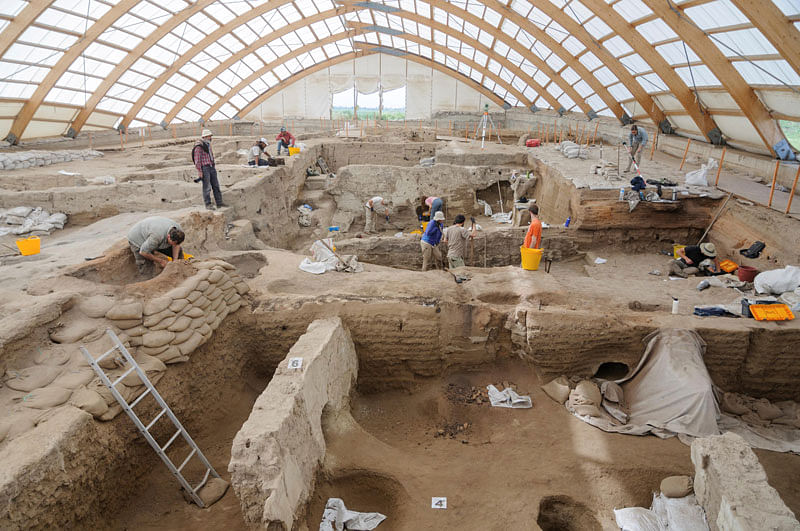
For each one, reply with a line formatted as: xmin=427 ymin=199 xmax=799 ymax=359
xmin=557 ymin=140 xmax=587 ymax=159
xmin=0 ymin=149 xmax=102 ymax=170
xmin=103 ymin=259 xmax=248 ymax=367
xmin=0 ymin=206 xmax=68 ymax=236
xmin=719 ymin=392 xmax=800 ymax=428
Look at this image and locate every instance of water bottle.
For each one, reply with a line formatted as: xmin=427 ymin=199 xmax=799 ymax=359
xmin=564 ymin=216 xmax=571 ymax=227
xmin=619 ymin=188 xmax=625 ymax=201
xmin=672 ymin=298 xmax=679 ymax=315
xmin=671 ymin=189 xmax=677 ymax=201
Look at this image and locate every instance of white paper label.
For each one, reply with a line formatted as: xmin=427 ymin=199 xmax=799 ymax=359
xmin=288 ymin=357 xmax=303 ymax=369
xmin=431 ymin=497 xmax=447 ymax=509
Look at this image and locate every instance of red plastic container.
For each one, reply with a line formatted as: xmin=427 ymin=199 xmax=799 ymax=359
xmin=526 ymin=139 xmax=541 ymax=147
xmin=738 ymin=265 xmax=758 ymax=282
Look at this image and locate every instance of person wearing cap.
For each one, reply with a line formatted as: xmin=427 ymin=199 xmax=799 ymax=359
xmin=425 ymin=196 xmax=443 ymax=221
xmin=249 ymin=138 xmax=272 ymax=166
xmin=624 ymin=124 xmax=648 ymax=173
xmin=443 ymin=214 xmax=476 ymax=269
xmin=420 ymin=210 xmax=446 ymax=271
xmin=522 ymin=204 xmax=542 ymax=250
xmin=192 ymin=129 xmax=225 ymax=210
xmin=364 ymin=196 xmax=391 ymax=234
xmin=275 ymin=126 xmax=295 ymax=156
xmin=670 ymin=242 xmax=719 ymax=278
xmin=127 ymin=216 xmax=185 ymax=276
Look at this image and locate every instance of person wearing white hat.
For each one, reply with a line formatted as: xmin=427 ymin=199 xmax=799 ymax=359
xmin=670 ymin=242 xmax=719 ymax=278
xmin=192 ymin=129 xmax=225 ymax=210
xmin=248 ymin=137 xmax=272 ymax=166
xmin=420 ymin=210 xmax=446 ymax=271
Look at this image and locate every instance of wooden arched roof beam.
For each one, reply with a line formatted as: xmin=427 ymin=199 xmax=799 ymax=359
xmin=129 ymin=1 xmax=585 ymax=131
xmin=201 ymin=31 xmax=532 ymax=121
xmin=504 ymin=0 xmax=665 ymax=126
xmin=580 ymin=0 xmax=718 ymax=140
xmin=421 ymin=0 xmax=626 ymax=120
xmin=0 ymin=0 xmax=54 ymax=60
xmin=4 ymin=0 xmax=168 ymax=144
xmin=728 ymin=0 xmax=800 ymax=77
xmin=234 ymin=49 xmax=509 ymax=119
xmin=163 ymin=11 xmax=565 ymax=126
xmin=66 ymin=0 xmax=217 ymax=136
xmin=641 ymin=0 xmax=785 ymax=156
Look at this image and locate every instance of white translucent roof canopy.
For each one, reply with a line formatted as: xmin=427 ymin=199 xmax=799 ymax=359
xmin=0 ymin=0 xmax=798 ymax=155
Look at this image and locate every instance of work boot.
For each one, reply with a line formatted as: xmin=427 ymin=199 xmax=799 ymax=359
xmin=217 ymin=202 xmax=228 ymax=208
xmin=669 ymin=260 xmax=687 ymax=278
xmin=205 ymin=204 xmax=216 ymax=211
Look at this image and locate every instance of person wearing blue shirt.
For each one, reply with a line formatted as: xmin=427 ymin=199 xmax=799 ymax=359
xmin=624 ymin=125 xmax=649 ymax=173
xmin=420 ymin=210 xmax=445 ymax=271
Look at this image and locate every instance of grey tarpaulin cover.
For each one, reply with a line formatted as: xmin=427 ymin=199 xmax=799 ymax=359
xmin=319 ymin=498 xmax=386 ymax=531
xmin=570 ymin=329 xmax=720 ymax=438
xmin=487 ymin=384 xmax=532 ymax=408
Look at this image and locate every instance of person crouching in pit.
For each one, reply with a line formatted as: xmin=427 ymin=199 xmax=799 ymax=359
xmin=127 ymin=216 xmax=185 ymax=276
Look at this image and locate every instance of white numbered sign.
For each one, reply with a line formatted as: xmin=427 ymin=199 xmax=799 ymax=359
xmin=431 ymin=497 xmax=447 ymax=509
xmin=288 ymin=357 xmax=303 ymax=369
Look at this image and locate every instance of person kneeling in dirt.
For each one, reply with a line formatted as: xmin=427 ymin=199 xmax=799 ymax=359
xmin=421 ymin=211 xmax=446 ymax=271
xmin=128 ymin=216 xmax=185 ymax=275
xmin=670 ymin=242 xmax=719 ymax=278
xmin=248 ymin=138 xmax=272 ymax=166
xmin=443 ymin=214 xmax=476 ymax=269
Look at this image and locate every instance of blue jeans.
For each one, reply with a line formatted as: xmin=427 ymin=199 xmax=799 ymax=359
xmin=430 ymin=198 xmax=443 ymax=220
xmin=248 ymin=159 xmax=268 ymax=166
xmin=277 ymin=139 xmax=292 ymax=155
xmin=201 ymin=165 xmax=223 ymax=206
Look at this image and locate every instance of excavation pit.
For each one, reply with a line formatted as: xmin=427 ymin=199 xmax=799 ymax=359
xmin=1 ymin=132 xmax=800 ymax=530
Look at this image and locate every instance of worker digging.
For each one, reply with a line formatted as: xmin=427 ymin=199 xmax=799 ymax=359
xmin=2 ymin=5 xmax=800 ymax=530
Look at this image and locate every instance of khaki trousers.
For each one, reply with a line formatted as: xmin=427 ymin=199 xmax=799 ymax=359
xmin=625 ymin=140 xmax=642 ymax=172
xmin=364 ymin=206 xmax=377 ymax=233
xmin=421 ymin=240 xmax=442 ymax=271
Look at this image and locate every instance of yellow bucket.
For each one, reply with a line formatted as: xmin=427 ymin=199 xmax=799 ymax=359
xmin=16 ymin=236 xmax=41 ymax=256
xmin=166 ymin=252 xmax=194 ymax=262
xmin=421 ymin=221 xmax=429 ymax=233
xmin=288 ymin=147 xmax=300 ymax=156
xmin=520 ymin=246 xmax=543 ymax=271
xmin=673 ymin=244 xmax=686 ymax=259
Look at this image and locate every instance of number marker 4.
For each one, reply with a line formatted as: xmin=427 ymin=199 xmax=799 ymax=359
xmin=431 ymin=497 xmax=447 ymax=509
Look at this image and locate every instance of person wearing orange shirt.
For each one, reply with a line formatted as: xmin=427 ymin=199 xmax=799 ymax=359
xmin=523 ymin=204 xmax=542 ymax=249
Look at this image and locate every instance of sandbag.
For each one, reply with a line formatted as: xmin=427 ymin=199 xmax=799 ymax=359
xmin=197 ymin=259 xmax=234 ymax=271
xmin=33 ymin=345 xmax=71 ymax=366
xmin=541 ymin=376 xmax=571 ymax=404
xmin=198 ymin=478 xmax=229 ymax=506
xmin=6 ymin=206 xmax=33 ymax=217
xmin=172 ymin=327 xmax=195 ymax=345
xmin=123 ymin=325 xmax=147 ymax=337
xmin=754 ymin=399 xmax=783 ymax=421
xmin=235 ymin=282 xmax=250 ymax=295
xmin=178 ymin=332 xmax=205 ymax=356
xmin=70 ymin=387 xmax=109 ymax=417
xmin=197 ymin=280 xmax=211 ymax=292
xmin=196 ymin=296 xmax=211 ymax=310
xmin=169 ymin=298 xmax=190 ymax=313
xmin=219 ymin=280 xmax=235 ymax=292
xmin=186 ymin=290 xmax=203 ymax=303
xmin=167 ymin=316 xmax=192 ymax=333
xmin=207 ymin=287 xmax=223 ymax=301
xmin=83 ymin=334 xmax=126 ymax=369
xmin=204 ymin=310 xmax=218 ymax=325
xmin=194 ymin=268 xmax=212 ymax=281
xmin=5 ymin=366 xmax=62 ymax=391
xmin=143 ymin=297 xmax=172 ymax=316
xmin=155 ymin=345 xmax=188 ymax=364
xmin=143 ymin=330 xmax=175 ymax=348
xmin=128 ymin=335 xmax=143 ymax=347
xmin=601 ymin=381 xmax=624 ymax=404
xmin=660 ymin=475 xmax=693 ymax=498
xmin=229 ymin=300 xmax=242 ymax=313
xmin=17 ymin=386 xmax=73 ymax=409
xmin=99 ymin=404 xmax=123 ymax=421
xmin=143 ymin=308 xmax=176 ymax=327
xmin=614 ymin=507 xmax=662 ymax=531
xmin=51 ymin=368 xmax=95 ymax=389
xmin=149 ymin=315 xmax=178 ymax=331
xmin=573 ymin=404 xmax=603 ymax=417
xmin=49 ymin=319 xmax=98 ymax=344
xmin=208 ymin=270 xmax=225 ymax=283
xmin=184 ymin=306 xmax=204 ymax=318
xmin=106 ymin=302 xmax=143 ymax=321
xmin=574 ymin=380 xmax=602 ymax=405
xmin=111 ymin=354 xmax=166 ymax=386
xmin=111 ymin=318 xmax=144 ymax=330
xmin=754 ymin=266 xmax=800 ymax=295
xmin=198 ymin=323 xmax=211 ymax=337
xmin=0 ymin=412 xmax=38 ymax=442
xmin=77 ymin=295 xmax=116 ymax=318
xmin=719 ymin=393 xmax=749 ymax=416
xmin=140 ymin=344 xmax=170 ymax=356
xmin=167 ymin=284 xmax=195 ymax=300
xmin=88 ymin=378 xmax=132 ymax=405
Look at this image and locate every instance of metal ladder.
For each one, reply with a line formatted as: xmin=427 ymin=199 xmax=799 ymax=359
xmin=81 ymin=329 xmax=220 ymax=508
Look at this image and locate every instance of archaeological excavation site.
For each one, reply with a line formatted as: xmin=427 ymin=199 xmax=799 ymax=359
xmin=2 ymin=1 xmax=800 ymax=530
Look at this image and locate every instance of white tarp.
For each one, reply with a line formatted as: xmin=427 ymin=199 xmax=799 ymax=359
xmin=571 ymin=329 xmax=720 ymax=438
xmin=614 ymin=493 xmax=708 ymax=531
xmin=320 ymin=498 xmax=386 ymax=531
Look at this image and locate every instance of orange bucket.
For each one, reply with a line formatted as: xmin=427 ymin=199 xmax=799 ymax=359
xmin=15 ymin=236 xmax=41 ymax=256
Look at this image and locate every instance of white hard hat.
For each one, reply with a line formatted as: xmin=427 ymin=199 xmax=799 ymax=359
xmin=259 ymin=137 xmax=268 ymax=145
xmin=201 ymin=129 xmax=213 ymax=138
xmin=433 ymin=211 xmax=445 ymax=221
